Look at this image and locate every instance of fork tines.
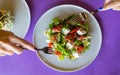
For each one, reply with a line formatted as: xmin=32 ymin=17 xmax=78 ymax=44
xmin=66 ymin=12 xmax=88 ymax=25
xmin=43 ymin=47 xmax=53 ymax=54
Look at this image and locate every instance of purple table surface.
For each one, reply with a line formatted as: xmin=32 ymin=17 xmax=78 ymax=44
xmin=0 ymin=0 xmax=120 ymax=75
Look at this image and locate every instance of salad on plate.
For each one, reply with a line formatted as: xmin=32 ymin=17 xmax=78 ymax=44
xmin=45 ymin=13 xmax=92 ymax=61
xmin=0 ymin=9 xmax=14 ymax=31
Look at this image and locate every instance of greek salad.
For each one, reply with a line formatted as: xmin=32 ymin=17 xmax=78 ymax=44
xmin=45 ymin=13 xmax=92 ymax=61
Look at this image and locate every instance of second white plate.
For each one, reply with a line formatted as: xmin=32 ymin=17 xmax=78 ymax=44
xmin=0 ymin=0 xmax=31 ymax=38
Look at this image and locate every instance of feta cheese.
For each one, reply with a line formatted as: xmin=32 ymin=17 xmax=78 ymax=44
xmin=62 ymin=28 xmax=70 ymax=35
xmin=72 ymin=52 xmax=79 ymax=58
xmin=66 ymin=42 xmax=73 ymax=49
xmin=77 ymin=28 xmax=86 ymax=35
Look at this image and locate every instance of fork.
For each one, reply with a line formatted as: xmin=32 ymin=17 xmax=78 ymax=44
xmin=16 ymin=43 xmax=53 ymax=54
xmin=90 ymin=7 xmax=103 ymax=14
xmin=66 ymin=12 xmax=88 ymax=25
xmin=34 ymin=47 xmax=53 ymax=54
xmin=66 ymin=7 xmax=109 ymax=25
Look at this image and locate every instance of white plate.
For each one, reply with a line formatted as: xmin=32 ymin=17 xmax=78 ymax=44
xmin=33 ymin=4 xmax=102 ymax=72
xmin=0 ymin=0 xmax=30 ymax=38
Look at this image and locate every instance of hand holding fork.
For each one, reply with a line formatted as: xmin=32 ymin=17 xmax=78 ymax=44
xmin=92 ymin=0 xmax=120 ymax=14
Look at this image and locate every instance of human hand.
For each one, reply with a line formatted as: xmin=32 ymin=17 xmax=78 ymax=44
xmin=103 ymin=0 xmax=120 ymax=11
xmin=0 ymin=30 xmax=35 ymax=56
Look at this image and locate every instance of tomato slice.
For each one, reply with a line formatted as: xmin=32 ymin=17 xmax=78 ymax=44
xmin=52 ymin=24 xmax=62 ymax=32
xmin=77 ymin=35 xmax=84 ymax=41
xmin=48 ymin=42 xmax=53 ymax=47
xmin=65 ymin=33 xmax=76 ymax=42
xmin=70 ymin=27 xmax=79 ymax=34
xmin=76 ymin=46 xmax=84 ymax=53
xmin=55 ymin=50 xmax=62 ymax=56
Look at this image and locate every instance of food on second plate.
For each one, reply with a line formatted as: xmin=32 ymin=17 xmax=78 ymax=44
xmin=45 ymin=13 xmax=92 ymax=61
xmin=0 ymin=10 xmax=14 ymax=30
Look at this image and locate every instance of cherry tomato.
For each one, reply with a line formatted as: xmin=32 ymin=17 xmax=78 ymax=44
xmin=70 ymin=27 xmax=79 ymax=34
xmin=52 ymin=24 xmax=62 ymax=32
xmin=77 ymin=46 xmax=84 ymax=53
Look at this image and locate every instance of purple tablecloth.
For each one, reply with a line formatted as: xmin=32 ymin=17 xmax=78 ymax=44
xmin=0 ymin=0 xmax=120 ymax=75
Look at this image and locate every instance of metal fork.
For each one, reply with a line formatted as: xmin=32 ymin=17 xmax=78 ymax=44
xmin=66 ymin=7 xmax=104 ymax=25
xmin=35 ymin=47 xmax=53 ymax=54
xmin=16 ymin=44 xmax=53 ymax=54
xmin=91 ymin=7 xmax=104 ymax=14
xmin=66 ymin=12 xmax=88 ymax=25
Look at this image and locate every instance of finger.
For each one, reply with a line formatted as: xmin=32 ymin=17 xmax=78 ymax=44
xmin=103 ymin=0 xmax=120 ymax=10
xmin=113 ymin=6 xmax=120 ymax=10
xmin=9 ymin=44 xmax=23 ymax=54
xmin=0 ymin=53 xmax=6 ymax=56
xmin=11 ymin=35 xmax=35 ymax=51
xmin=0 ymin=46 xmax=14 ymax=55
xmin=1 ymin=41 xmax=23 ymax=54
